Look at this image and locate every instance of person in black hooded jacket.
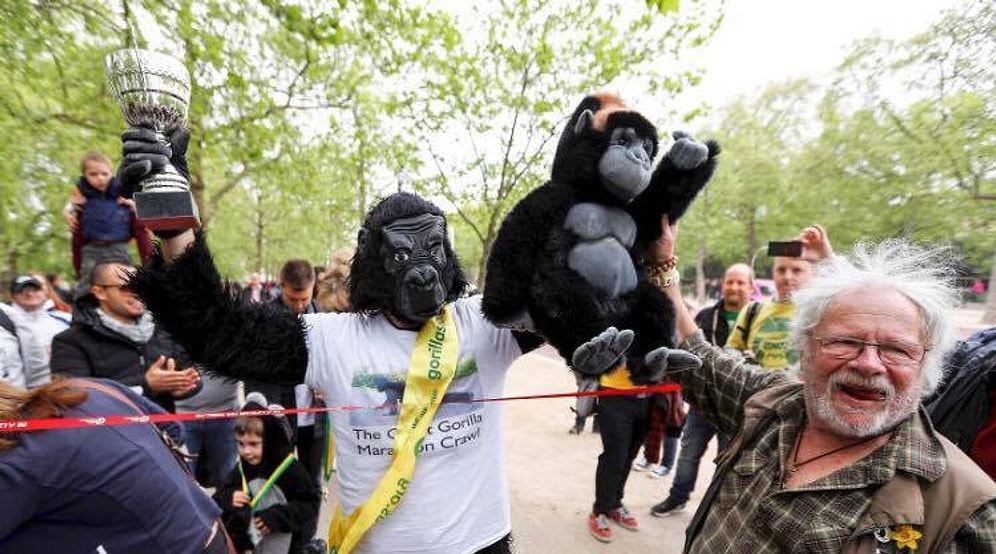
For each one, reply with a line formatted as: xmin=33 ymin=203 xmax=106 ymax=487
xmin=215 ymin=393 xmax=321 ymax=554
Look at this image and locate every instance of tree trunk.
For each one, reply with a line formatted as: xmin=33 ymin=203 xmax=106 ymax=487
xmin=746 ymin=209 xmax=757 ymax=265
xmin=2 ymin=248 xmax=17 ymax=302
xmin=695 ymin=189 xmax=710 ymax=304
xmin=477 ymin=236 xmax=493 ymax=292
xmin=253 ymin=193 xmax=265 ymax=273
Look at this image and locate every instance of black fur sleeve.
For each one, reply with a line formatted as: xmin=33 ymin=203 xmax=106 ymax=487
xmin=481 ymin=183 xmax=575 ymax=324
xmin=129 ymin=233 xmax=309 ymax=386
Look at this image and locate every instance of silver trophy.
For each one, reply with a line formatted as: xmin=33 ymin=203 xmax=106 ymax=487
xmin=105 ymin=48 xmax=199 ymax=230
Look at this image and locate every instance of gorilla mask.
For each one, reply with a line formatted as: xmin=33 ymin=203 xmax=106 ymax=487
xmin=349 ymin=192 xmax=469 ymax=330
xmin=382 ymin=213 xmax=448 ymax=326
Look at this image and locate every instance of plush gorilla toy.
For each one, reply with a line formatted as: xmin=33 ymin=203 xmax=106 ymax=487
xmin=482 ymin=93 xmax=720 ymax=384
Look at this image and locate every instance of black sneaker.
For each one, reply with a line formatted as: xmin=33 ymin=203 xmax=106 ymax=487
xmin=650 ymin=497 xmax=687 ymax=517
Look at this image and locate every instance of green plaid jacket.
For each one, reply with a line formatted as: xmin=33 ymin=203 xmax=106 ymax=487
xmin=676 ymin=331 xmax=996 ymax=553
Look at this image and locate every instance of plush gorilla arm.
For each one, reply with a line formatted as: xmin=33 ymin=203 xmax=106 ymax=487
xmin=481 ymin=183 xmax=576 ymax=327
xmin=628 ymin=132 xmax=721 ymax=249
xmin=130 ymin=233 xmax=309 ymax=386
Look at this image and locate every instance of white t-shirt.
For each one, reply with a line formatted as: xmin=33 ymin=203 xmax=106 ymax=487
xmin=304 ymin=296 xmax=521 ymax=554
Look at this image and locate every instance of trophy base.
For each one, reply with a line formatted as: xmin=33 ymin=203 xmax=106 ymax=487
xmin=135 ymin=190 xmax=200 ymax=231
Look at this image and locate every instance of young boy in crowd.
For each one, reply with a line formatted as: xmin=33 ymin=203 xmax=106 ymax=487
xmin=63 ymin=152 xmax=152 ymax=294
xmin=214 ymin=393 xmax=321 ymax=554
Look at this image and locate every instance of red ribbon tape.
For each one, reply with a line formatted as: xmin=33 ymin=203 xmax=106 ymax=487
xmin=0 ymin=383 xmax=680 ymax=433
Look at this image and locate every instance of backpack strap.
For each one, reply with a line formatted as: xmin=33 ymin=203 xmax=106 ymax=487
xmin=0 ymin=308 xmax=17 ymax=338
xmin=736 ymin=301 xmax=761 ymax=345
xmin=0 ymin=307 xmax=24 ymax=365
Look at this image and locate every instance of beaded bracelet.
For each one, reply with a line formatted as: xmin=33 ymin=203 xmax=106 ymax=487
xmin=647 ymin=257 xmax=680 ymax=288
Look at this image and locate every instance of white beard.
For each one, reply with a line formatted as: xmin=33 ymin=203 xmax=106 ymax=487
xmin=804 ymin=370 xmax=920 ymax=438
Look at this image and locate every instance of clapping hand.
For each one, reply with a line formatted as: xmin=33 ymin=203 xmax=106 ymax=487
xmin=144 ymin=356 xmax=200 ymax=396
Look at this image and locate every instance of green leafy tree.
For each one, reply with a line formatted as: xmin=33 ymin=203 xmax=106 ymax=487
xmin=677 ymin=79 xmax=819 ymax=296
xmin=0 ymin=2 xmax=124 ymax=285
xmin=825 ymin=0 xmax=996 ymax=321
xmin=0 ymin=0 xmax=446 ymax=281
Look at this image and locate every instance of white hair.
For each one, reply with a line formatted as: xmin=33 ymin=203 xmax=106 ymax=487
xmin=790 ymin=239 xmax=960 ymax=396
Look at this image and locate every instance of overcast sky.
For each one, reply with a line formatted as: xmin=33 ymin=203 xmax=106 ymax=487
xmin=686 ymin=0 xmax=959 ymax=106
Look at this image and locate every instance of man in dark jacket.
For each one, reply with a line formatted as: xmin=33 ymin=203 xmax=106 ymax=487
xmin=652 ymin=262 xmax=752 ymax=516
xmin=50 ymin=261 xmax=199 ymax=411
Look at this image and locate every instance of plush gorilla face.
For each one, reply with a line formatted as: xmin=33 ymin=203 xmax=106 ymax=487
xmin=381 ymin=213 xmax=449 ymax=325
xmin=349 ymin=192 xmax=469 ymax=329
xmin=598 ymin=125 xmax=654 ymax=202
xmin=551 ymin=93 xmax=659 ymax=205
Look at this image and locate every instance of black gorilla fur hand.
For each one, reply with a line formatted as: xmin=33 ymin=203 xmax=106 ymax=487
xmin=118 ymin=126 xmax=191 ymax=199
xmin=128 ymin=232 xmax=309 ymax=386
xmin=349 ymin=192 xmax=469 ymax=328
xmin=481 ymin=93 xmax=719 ymax=384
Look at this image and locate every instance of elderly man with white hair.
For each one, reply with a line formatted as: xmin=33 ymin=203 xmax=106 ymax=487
xmin=640 ymin=219 xmax=996 ymax=553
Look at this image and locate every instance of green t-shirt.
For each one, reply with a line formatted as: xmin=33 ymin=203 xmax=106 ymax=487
xmin=723 ymin=309 xmax=740 ymax=332
xmin=725 ymin=300 xmax=797 ymax=370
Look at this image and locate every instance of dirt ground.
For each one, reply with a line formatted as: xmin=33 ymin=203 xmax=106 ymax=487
xmin=318 ymin=304 xmax=991 ymax=552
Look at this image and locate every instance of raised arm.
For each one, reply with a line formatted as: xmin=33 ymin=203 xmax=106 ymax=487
xmin=129 ymin=233 xmax=309 ymax=386
xmin=649 ymin=216 xmax=783 ymax=435
xmin=629 ymin=132 xmax=720 ymax=248
xmin=118 ymin=125 xmax=308 ymax=386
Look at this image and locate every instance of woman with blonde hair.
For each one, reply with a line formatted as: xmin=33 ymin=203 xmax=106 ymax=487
xmin=316 ymin=247 xmax=354 ymax=313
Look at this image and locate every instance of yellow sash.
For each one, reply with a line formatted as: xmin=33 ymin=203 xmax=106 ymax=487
xmin=329 ymin=306 xmax=459 ymax=554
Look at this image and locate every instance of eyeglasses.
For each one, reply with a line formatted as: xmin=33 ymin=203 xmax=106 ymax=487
xmin=94 ymin=283 xmax=133 ymax=292
xmin=812 ymin=336 xmax=927 ymax=368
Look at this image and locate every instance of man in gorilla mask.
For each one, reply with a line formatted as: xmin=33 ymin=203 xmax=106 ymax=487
xmin=119 ymin=126 xmax=670 ymax=554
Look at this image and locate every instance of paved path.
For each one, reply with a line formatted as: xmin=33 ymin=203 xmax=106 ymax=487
xmin=505 ymin=347 xmax=700 ymax=552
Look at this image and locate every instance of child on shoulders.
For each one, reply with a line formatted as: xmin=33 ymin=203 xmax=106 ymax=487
xmin=63 ymin=152 xmax=152 ymax=295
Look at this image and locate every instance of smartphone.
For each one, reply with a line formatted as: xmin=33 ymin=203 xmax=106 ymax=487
xmin=767 ymin=241 xmax=803 ymax=257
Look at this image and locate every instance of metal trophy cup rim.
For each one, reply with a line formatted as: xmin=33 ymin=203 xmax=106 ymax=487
xmin=104 ymin=48 xmax=191 ymax=128
xmin=105 ymin=48 xmax=199 ymax=231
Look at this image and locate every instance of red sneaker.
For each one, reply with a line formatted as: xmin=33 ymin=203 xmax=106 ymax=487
xmin=608 ymin=506 xmax=639 ymax=531
xmin=588 ymin=513 xmax=613 ymax=543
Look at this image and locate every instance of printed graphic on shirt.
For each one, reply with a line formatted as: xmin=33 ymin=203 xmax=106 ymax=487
xmin=347 ymin=357 xmax=484 ymax=458
xmin=751 ymin=315 xmax=796 ymax=369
